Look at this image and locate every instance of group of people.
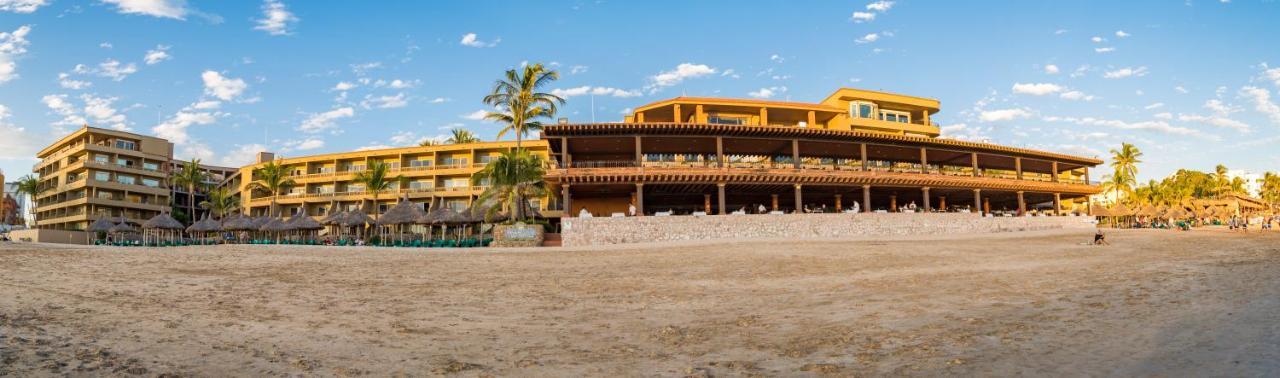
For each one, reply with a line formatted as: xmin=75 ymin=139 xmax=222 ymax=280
xmin=1228 ymin=215 xmax=1278 ymax=231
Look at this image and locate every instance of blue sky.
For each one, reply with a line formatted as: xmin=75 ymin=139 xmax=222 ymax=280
xmin=2 ymin=0 xmax=1279 ymax=182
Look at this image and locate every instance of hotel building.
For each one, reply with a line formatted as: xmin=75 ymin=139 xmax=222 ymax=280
xmin=544 ymin=88 xmax=1103 ymax=216
xmin=236 ymin=142 xmax=552 ymax=218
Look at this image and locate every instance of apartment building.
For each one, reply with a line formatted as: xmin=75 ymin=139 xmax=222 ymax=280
xmin=32 ymin=127 xmax=174 ymax=231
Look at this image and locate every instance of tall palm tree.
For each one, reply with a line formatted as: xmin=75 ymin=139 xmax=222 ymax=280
xmin=247 ymin=160 xmax=296 ymax=217
xmin=1260 ymin=172 xmax=1280 ymax=209
xmin=446 ymin=128 xmax=481 ymax=144
xmin=1102 ymin=172 xmax=1136 ymax=205
xmin=170 ymin=158 xmax=209 ymax=225
xmin=14 ymin=175 xmax=40 ymax=227
xmin=352 ymin=161 xmax=400 ymax=220
xmin=472 ymin=150 xmax=547 ymax=222
xmin=418 ymin=139 xmax=439 ymax=147
xmin=1109 ymin=143 xmax=1142 ymax=183
xmin=199 ymin=186 xmax=240 ymax=224
xmin=483 ymin=63 xmax=565 ymax=150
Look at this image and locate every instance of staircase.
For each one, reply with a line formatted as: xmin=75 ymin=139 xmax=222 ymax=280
xmin=541 ymin=232 xmax=562 ymax=247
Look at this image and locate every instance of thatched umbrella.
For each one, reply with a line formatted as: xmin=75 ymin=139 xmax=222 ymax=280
xmin=143 ymin=213 xmax=184 ymax=245
xmin=287 ymin=212 xmax=324 ymax=243
xmin=107 ymin=221 xmax=136 ymax=244
xmin=341 ymin=205 xmax=374 ymax=241
xmin=221 ymin=214 xmax=255 ymax=243
xmin=1090 ymin=203 xmax=1112 ymax=217
xmin=86 ymin=216 xmax=117 ymax=244
xmin=186 ymin=214 xmax=220 ymax=244
xmin=376 ymin=196 xmax=426 ymax=244
xmin=438 ymin=207 xmax=471 ymax=242
xmin=259 ymin=213 xmax=293 ymax=244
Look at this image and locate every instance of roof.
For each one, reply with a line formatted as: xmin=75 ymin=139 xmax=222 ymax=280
xmin=543 ymin=123 xmax=1104 ymax=166
xmin=632 ymin=97 xmax=847 ymax=114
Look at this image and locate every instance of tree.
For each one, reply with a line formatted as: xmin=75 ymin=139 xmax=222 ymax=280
xmin=1104 ymin=143 xmax=1142 ymax=205
xmin=170 ymin=158 xmax=209 ymax=226
xmin=446 ymin=128 xmax=481 ymax=144
xmin=472 ymin=150 xmax=547 ymax=223
xmin=1260 ymin=172 xmax=1280 ymax=209
xmin=1211 ymin=164 xmax=1232 ymax=198
xmin=352 ymin=160 xmax=400 ymax=220
xmin=199 ymin=186 xmax=240 ymax=224
xmin=1102 ymin=172 xmax=1136 ymax=205
xmin=418 ymin=139 xmax=440 ymax=147
xmin=248 ymin=160 xmax=296 ymax=217
xmin=14 ymin=175 xmax=40 ymax=227
xmin=483 ymin=63 xmax=565 ymax=149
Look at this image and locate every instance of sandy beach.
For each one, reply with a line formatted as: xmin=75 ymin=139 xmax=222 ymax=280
xmin=2 ymin=228 xmax=1278 ymax=376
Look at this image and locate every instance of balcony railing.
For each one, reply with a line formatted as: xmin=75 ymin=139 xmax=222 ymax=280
xmin=249 ymin=186 xmax=487 ymax=202
xmin=559 ymin=159 xmax=1096 ymax=186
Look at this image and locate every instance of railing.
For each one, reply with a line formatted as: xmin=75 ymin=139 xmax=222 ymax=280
xmin=249 ymin=186 xmax=487 ymax=202
xmin=560 ymin=160 xmax=1097 ymax=187
xmin=287 ymin=163 xmax=478 ymax=179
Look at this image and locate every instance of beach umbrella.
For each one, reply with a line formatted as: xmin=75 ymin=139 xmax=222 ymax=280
xmin=341 ymin=205 xmax=374 ymax=240
xmin=86 ymin=216 xmax=117 ymax=244
xmin=1090 ymin=203 xmax=1112 ymax=217
xmin=376 ymin=196 xmax=426 ymax=243
xmin=259 ymin=213 xmax=293 ymax=243
xmin=143 ymin=213 xmax=184 ymax=244
xmin=287 ymin=212 xmax=323 ymax=243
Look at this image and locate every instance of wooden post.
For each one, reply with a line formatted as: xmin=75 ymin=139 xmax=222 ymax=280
xmin=1015 ymin=158 xmax=1023 ymax=180
xmin=860 ymin=143 xmax=869 ymax=171
xmin=716 ymin=136 xmax=725 ymax=169
xmin=1051 ymin=161 xmax=1059 ymax=183
xmin=717 ymin=183 xmax=727 ymax=215
xmin=939 ymin=196 xmax=947 ymax=211
xmin=890 ymin=194 xmax=898 ymax=212
xmin=635 ymin=183 xmax=644 ymax=216
xmin=792 ymin=140 xmax=801 ymax=169
xmin=704 ymin=194 xmax=711 ymax=214
xmin=835 ymin=194 xmax=843 ymax=212
xmin=759 ymin=107 xmax=769 ymax=126
xmin=922 ymin=187 xmax=931 ymax=212
xmin=971 ymin=153 xmax=980 ymax=177
xmin=973 ymin=189 xmax=982 ymax=216
xmin=862 ymin=185 xmax=871 ymax=213
xmin=983 ymin=197 xmax=991 ymax=215
xmin=636 ymin=111 xmax=645 ymax=123
xmin=793 ymin=184 xmax=803 ymax=213
xmin=695 ymin=105 xmax=705 ymax=123
xmin=673 ymin=104 xmax=682 ymax=123
xmin=807 ymin=110 xmax=816 ymax=127
xmin=1017 ymin=191 xmax=1026 ymax=216
xmin=771 ymin=194 xmax=779 ymax=211
xmin=1053 ymin=193 xmax=1062 ymax=216
xmin=563 ymin=184 xmax=572 ymax=217
xmin=920 ymin=148 xmax=928 ymax=174
xmin=634 ymin=136 xmax=642 ymax=167
xmin=560 ymin=137 xmax=570 ymax=168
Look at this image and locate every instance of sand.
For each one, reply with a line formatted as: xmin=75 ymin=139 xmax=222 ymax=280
xmin=2 ymin=228 xmax=1279 ymax=376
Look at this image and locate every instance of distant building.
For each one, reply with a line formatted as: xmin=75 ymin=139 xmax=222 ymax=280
xmin=1226 ymin=169 xmax=1262 ymax=197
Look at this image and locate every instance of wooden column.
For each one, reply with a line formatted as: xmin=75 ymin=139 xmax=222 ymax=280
xmin=1053 ymin=193 xmax=1062 ymax=216
xmin=716 ymin=136 xmax=725 ymax=168
xmin=806 ymin=110 xmax=816 ymax=127
xmin=1017 ymin=191 xmax=1026 ymax=216
xmin=703 ymin=194 xmax=711 ymax=214
xmin=860 ymin=143 xmax=869 ymax=170
xmin=1051 ymin=161 xmax=1059 ymax=183
xmin=1084 ymin=168 xmax=1090 ymax=185
xmin=835 ymin=194 xmax=843 ymax=212
xmin=939 ymin=196 xmax=947 ymax=211
xmin=695 ymin=105 xmax=705 ymax=123
xmin=922 ymin=187 xmax=931 ymax=212
xmin=771 ymin=194 xmax=779 ymax=211
xmin=673 ymin=104 xmax=682 ymax=123
xmin=717 ymin=183 xmax=727 ymax=215
xmin=562 ymin=184 xmax=572 ymax=217
xmin=759 ymin=107 xmax=769 ymax=126
xmin=920 ymin=147 xmax=929 ymax=174
xmin=983 ymin=197 xmax=991 ymax=215
xmin=793 ymin=184 xmax=803 ymax=213
xmin=971 ymin=152 xmax=980 ymax=177
xmin=890 ymin=194 xmax=898 ymax=212
xmin=635 ymin=183 xmax=644 ymax=216
xmin=636 ymin=111 xmax=645 ymax=123
xmin=560 ymin=137 xmax=570 ymax=168
xmin=862 ymin=185 xmax=871 ymax=213
xmin=1015 ymin=158 xmax=1023 ymax=180
xmin=792 ymin=140 xmax=801 ymax=169
xmin=634 ymin=135 xmax=643 ymax=166
xmin=973 ymin=189 xmax=982 ymax=215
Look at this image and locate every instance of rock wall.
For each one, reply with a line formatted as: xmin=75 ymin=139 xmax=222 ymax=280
xmin=561 ymin=213 xmax=1096 ymax=247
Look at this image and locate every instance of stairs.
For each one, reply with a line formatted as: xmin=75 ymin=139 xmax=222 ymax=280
xmin=541 ymin=232 xmax=562 ymax=247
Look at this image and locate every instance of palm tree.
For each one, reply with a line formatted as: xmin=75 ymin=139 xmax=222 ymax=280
xmin=472 ymin=150 xmax=547 ymax=223
xmin=483 ymin=63 xmax=565 ymax=150
xmin=199 ymin=186 xmax=240 ymax=224
xmin=446 ymin=128 xmax=481 ymax=144
xmin=170 ymin=158 xmax=209 ymax=225
xmin=1212 ymin=164 xmax=1233 ymax=198
xmin=247 ymin=160 xmax=296 ymax=217
xmin=1109 ymin=143 xmax=1142 ymax=183
xmin=1260 ymin=172 xmax=1280 ymax=209
xmin=1102 ymin=172 xmax=1136 ymax=205
xmin=14 ymin=175 xmax=40 ymax=227
xmin=352 ymin=161 xmax=400 ymax=220
xmin=418 ymin=139 xmax=439 ymax=147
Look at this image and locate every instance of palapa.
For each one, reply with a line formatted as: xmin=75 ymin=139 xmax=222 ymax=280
xmin=186 ymin=214 xmax=221 ymax=233
xmin=376 ymin=197 xmax=425 ymax=225
xmin=289 ymin=213 xmax=324 ymax=230
xmin=86 ymin=217 xmax=118 ymax=232
xmin=341 ymin=206 xmax=374 ymax=227
xmin=1090 ymin=203 xmax=1112 ymax=217
xmin=1109 ymin=203 xmax=1133 ymax=216
xmin=143 ymin=213 xmax=184 ymax=230
xmin=108 ymin=222 xmax=136 ymax=234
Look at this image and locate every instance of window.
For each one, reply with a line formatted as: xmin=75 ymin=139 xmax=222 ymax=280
xmin=116 ymin=158 xmax=134 ymax=167
xmin=878 ymin=109 xmax=911 ymax=124
xmin=116 ymin=175 xmax=136 ymax=185
xmin=707 ymin=113 xmax=747 ymax=125
xmin=143 ymin=162 xmax=159 ymax=171
xmin=114 ymin=140 xmax=137 ymax=150
xmin=97 ymin=191 xmax=114 ymax=200
xmin=850 ymin=102 xmax=877 ymax=119
xmin=94 ymin=171 xmax=110 ymax=181
xmin=409 ymin=181 xmax=432 ymax=190
xmin=142 ymin=178 xmax=160 ymax=188
xmin=409 ymin=159 xmax=432 ymax=168
xmin=94 ymin=155 xmax=109 ymax=163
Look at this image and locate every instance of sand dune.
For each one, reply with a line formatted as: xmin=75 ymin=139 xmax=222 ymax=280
xmin=2 ymin=228 xmax=1278 ymax=376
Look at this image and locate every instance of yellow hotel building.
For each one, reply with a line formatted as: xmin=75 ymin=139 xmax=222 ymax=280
xmin=236 ymin=142 xmax=552 ymax=218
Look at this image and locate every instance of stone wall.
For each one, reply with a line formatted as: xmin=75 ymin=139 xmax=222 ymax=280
xmin=560 ymin=213 xmax=1096 ymax=247
xmin=9 ymin=229 xmax=90 ymax=245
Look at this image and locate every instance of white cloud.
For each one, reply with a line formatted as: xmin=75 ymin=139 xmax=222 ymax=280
xmin=461 ymin=110 xmax=489 ymax=120
xmin=551 ymin=86 xmax=643 ymax=98
xmin=851 ymin=11 xmax=875 ymax=22
xmin=216 ymin=144 xmax=268 ymax=167
xmin=1103 ymin=66 xmax=1148 ymax=79
xmin=101 ymin=0 xmax=189 ymax=19
xmin=1153 ymin=112 xmax=1173 ymax=120
xmin=81 ymin=95 xmax=130 ymax=131
xmin=57 ymin=73 xmax=91 ymax=90
xmin=350 ymin=62 xmax=381 ymax=76
xmin=939 ymin=123 xmax=992 ymax=142
xmin=1260 ymin=66 xmax=1280 ymax=88
xmin=1044 ymin=64 xmax=1060 ymax=74
xmin=360 ymin=93 xmax=408 ymax=109
xmin=646 ymin=63 xmax=716 ymax=92
xmin=429 ymin=97 xmax=450 ymax=103
xmin=1094 ymin=47 xmax=1116 ymax=53
xmin=191 ymin=100 xmax=220 ymax=110
xmin=0 ymin=0 xmax=47 ymax=13
xmin=721 ymin=69 xmax=740 ymax=79
xmin=332 ymin=81 xmax=357 ymax=91
xmin=856 ymin=33 xmax=880 ymax=44
xmin=99 ymin=42 xmax=113 ymax=49
xmin=1144 ymin=102 xmax=1165 ymax=110
xmin=1203 ymin=99 xmax=1238 ymax=116
xmin=1240 ymin=86 xmax=1280 ymax=124
xmin=280 ymin=137 xmax=324 ymax=152
xmin=1042 ymin=115 xmax=1209 ymax=138
xmin=201 ymin=70 xmax=247 ymax=101
xmin=253 ymin=0 xmax=298 ymax=36
xmin=1059 ymin=90 xmax=1097 ymax=101
xmin=748 ymin=86 xmax=788 ymax=99
xmin=1177 ymin=114 xmax=1249 ymax=133
xmin=0 ymin=104 xmax=40 ymax=161
xmin=97 ymin=59 xmax=138 ymax=81
xmin=1115 ymin=30 xmax=1130 ymax=38
xmin=459 ymin=33 xmax=499 ymax=48
xmin=143 ymin=45 xmax=171 ymax=65
xmin=866 ymin=0 xmax=894 ymax=12
xmin=1054 ymin=29 xmax=1068 ymax=35
xmin=1011 ymin=82 xmax=1063 ymax=96
xmin=1069 ymin=65 xmax=1091 ymax=78
xmin=569 ymin=65 xmax=588 ymax=75
xmin=298 ymin=107 xmax=354 ymax=134
xmin=979 ymin=108 xmax=1032 ymax=122
xmin=1175 ymin=85 xmax=1189 ymax=94
xmin=769 ymin=54 xmax=785 ymax=63
xmin=152 ymin=106 xmax=218 ymax=144
xmin=0 ymin=25 xmax=32 ymax=84
xmin=1090 ymin=36 xmax=1105 ymax=43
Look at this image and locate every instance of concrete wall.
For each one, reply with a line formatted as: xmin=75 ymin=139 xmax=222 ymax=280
xmin=8 ymin=229 xmax=90 ymax=245
xmin=561 ymin=213 xmax=1096 ymax=247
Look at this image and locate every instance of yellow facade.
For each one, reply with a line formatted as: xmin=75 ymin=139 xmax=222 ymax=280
xmin=237 ymin=141 xmax=552 ymax=218
xmin=626 ymin=87 xmax=942 ymax=137
xmin=32 ymin=127 xmax=175 ymax=230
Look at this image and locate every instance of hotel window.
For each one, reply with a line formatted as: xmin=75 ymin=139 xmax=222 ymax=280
xmin=143 ymin=162 xmax=159 ymax=171
xmin=116 ymin=175 xmax=136 ymax=185
xmin=879 ymin=109 xmax=911 ymax=124
xmin=114 ymin=140 xmax=137 ymax=151
xmin=94 ymin=154 xmax=110 ymax=164
xmin=409 ymin=181 xmax=432 ymax=190
xmin=707 ymin=113 xmax=747 ymax=125
xmin=346 ymin=185 xmax=365 ymax=193
xmin=141 ymin=178 xmax=160 ymax=188
xmin=116 ymin=158 xmax=135 ymax=168
xmin=97 ymin=191 xmax=115 ymax=200
xmin=850 ymin=101 xmax=878 ymax=119
xmin=94 ymin=171 xmax=111 ymax=181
